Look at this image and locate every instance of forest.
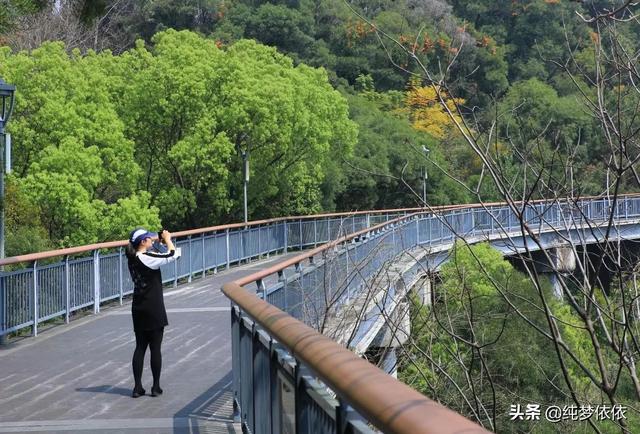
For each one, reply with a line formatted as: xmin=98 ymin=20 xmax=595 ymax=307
xmin=1 ymin=0 xmax=627 ymax=254
xmin=3 ymin=2 xmax=640 ymax=432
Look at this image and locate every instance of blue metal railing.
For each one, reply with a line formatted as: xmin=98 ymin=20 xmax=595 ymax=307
xmin=2 ymin=196 xmax=639 ymax=432
xmin=0 ymin=212 xmax=408 ymax=338
xmin=252 ymin=197 xmax=640 ymax=326
xmin=226 ymin=196 xmax=640 ymax=433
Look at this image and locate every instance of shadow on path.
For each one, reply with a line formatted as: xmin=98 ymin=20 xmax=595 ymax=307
xmin=172 ymin=372 xmax=236 ymax=434
xmin=75 ymin=385 xmax=132 ymax=397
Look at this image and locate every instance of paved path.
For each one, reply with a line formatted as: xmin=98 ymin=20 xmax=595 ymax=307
xmin=0 ymin=254 xmax=297 ymax=434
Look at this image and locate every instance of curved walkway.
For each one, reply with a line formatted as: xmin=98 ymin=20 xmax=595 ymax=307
xmin=0 ymin=254 xmax=298 ymax=434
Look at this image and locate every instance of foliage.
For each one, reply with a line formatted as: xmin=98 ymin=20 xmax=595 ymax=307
xmin=338 ymin=88 xmax=469 ymax=210
xmin=403 ymin=78 xmax=465 ymax=140
xmin=400 ymin=242 xmax=640 ymax=432
xmin=0 ymin=30 xmax=357 ymax=252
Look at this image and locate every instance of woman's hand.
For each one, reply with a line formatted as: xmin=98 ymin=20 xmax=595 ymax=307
xmin=160 ymin=230 xmax=172 ymax=243
xmin=160 ymin=230 xmax=175 ymax=251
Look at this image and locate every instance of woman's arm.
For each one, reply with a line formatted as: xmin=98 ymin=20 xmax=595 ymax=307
xmin=138 ymin=230 xmax=181 ymax=270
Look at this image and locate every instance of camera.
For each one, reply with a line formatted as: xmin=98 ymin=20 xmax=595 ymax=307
xmin=151 ymin=229 xmax=169 ymax=253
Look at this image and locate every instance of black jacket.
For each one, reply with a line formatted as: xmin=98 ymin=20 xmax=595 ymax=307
xmin=128 ymin=249 xmax=181 ymax=331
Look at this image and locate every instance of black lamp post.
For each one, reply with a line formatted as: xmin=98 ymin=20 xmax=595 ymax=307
xmin=0 ymin=78 xmax=15 ymax=133
xmin=0 ymin=78 xmax=16 ymax=258
xmin=0 ymin=77 xmax=15 ymax=346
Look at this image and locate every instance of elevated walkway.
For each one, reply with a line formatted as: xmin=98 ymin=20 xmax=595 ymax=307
xmin=0 ymin=254 xmax=297 ymax=434
xmin=4 ymin=197 xmax=640 ymax=433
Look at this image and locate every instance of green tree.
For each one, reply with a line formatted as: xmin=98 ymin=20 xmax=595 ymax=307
xmin=115 ymin=30 xmax=357 ymax=225
xmin=0 ymin=42 xmax=157 ymax=250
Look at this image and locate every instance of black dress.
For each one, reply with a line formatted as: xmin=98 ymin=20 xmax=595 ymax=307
xmin=128 ymin=250 xmax=180 ymax=331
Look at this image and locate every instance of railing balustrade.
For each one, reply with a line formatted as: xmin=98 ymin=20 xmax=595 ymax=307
xmin=226 ymin=195 xmax=640 ymax=434
xmin=0 ymin=210 xmax=410 ymax=338
xmin=2 ymin=196 xmax=640 ymax=433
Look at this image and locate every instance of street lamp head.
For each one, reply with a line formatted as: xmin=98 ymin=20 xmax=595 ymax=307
xmin=0 ymin=78 xmax=16 ymax=134
xmin=422 ymin=145 xmax=430 ymax=154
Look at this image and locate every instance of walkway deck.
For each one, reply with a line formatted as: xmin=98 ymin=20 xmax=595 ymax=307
xmin=0 ymin=254 xmax=297 ymax=434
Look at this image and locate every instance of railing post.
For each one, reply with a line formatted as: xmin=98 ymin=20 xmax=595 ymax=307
xmin=65 ymin=255 xmax=70 ymax=323
xmin=32 ymin=260 xmax=38 ymax=337
xmin=258 ymin=224 xmax=262 ymax=258
xmin=299 ymin=219 xmax=303 ymax=249
xmin=278 ymin=270 xmax=287 ymax=311
xmin=201 ymin=233 xmax=206 ymax=278
xmin=336 ymin=398 xmax=357 ymax=434
xmin=188 ymin=235 xmax=193 ymax=283
xmin=0 ymin=271 xmax=5 ymax=345
xmin=173 ymin=250 xmax=178 ymax=288
xmin=226 ymin=228 xmax=231 ymax=270
xmin=625 ymin=197 xmax=629 ymax=219
xmin=240 ymin=226 xmax=245 ymax=263
xmin=471 ymin=209 xmax=475 ymax=235
xmin=118 ymin=248 xmax=123 ymax=305
xmin=366 ymin=213 xmax=371 ymax=229
xmin=257 ymin=279 xmax=266 ymax=300
xmin=313 ymin=219 xmax=317 ymax=247
xmin=294 ymin=361 xmax=304 ymax=434
xmin=93 ymin=250 xmax=100 ymax=314
xmin=283 ymin=221 xmax=288 ymax=253
xmin=231 ymin=306 xmax=241 ymax=424
xmin=490 ymin=212 xmax=494 ymax=234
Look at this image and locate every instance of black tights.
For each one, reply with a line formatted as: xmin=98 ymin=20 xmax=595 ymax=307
xmin=132 ymin=328 xmax=164 ymax=389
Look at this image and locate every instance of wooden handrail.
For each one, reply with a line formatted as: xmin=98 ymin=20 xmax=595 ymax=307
xmin=222 ymin=282 xmax=490 ymax=434
xmin=2 ymin=194 xmax=636 ymax=267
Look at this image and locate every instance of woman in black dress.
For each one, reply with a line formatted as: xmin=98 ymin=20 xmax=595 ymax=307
xmin=126 ymin=228 xmax=181 ymax=398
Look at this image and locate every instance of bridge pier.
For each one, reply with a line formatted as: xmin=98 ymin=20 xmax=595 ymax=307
xmin=414 ymin=274 xmax=432 ymax=306
xmin=508 ymin=241 xmax=640 ymax=298
xmin=367 ymin=302 xmax=410 ymax=377
xmin=549 ymin=246 xmax=577 ymax=298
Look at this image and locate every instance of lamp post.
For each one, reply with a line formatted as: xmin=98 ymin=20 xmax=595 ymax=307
xmin=241 ymin=149 xmax=249 ymax=225
xmin=0 ymin=77 xmax=16 ymax=345
xmin=422 ymin=146 xmax=430 ymax=205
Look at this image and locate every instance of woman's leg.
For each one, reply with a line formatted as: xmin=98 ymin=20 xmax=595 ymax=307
xmin=132 ymin=330 xmax=150 ymax=396
xmin=149 ymin=327 xmax=164 ymax=395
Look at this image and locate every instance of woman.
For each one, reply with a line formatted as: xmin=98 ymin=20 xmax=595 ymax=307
xmin=126 ymin=228 xmax=181 ymax=398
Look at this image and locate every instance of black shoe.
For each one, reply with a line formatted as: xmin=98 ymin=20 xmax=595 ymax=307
xmin=132 ymin=387 xmax=145 ymax=398
xmin=150 ymin=386 xmax=163 ymax=397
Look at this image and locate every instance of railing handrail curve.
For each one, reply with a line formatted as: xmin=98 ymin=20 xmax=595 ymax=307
xmin=232 ymin=211 xmax=424 ymax=287
xmin=0 ymin=204 xmax=471 ymax=267
xmin=3 ymin=193 xmax=637 ymax=267
xmin=222 ymin=282 xmax=489 ymax=434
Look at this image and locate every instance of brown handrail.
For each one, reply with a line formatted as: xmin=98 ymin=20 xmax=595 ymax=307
xmin=233 ymin=211 xmax=423 ymax=287
xmin=222 ymin=282 xmax=490 ymax=434
xmin=0 ymin=203 xmax=468 ymax=266
xmin=2 ymin=194 xmax=635 ymax=267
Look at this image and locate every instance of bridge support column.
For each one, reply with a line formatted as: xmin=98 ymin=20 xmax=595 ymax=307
xmin=526 ymin=246 xmax=577 ymax=298
xmin=367 ymin=302 xmax=410 ymax=377
xmin=0 ymin=276 xmax=5 ymax=345
xmin=549 ymin=246 xmax=576 ymax=297
xmin=416 ymin=275 xmax=432 ymax=306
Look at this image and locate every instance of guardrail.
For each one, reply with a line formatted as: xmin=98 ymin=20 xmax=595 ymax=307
xmin=0 ymin=209 xmax=421 ymax=338
xmin=222 ymin=281 xmax=489 ymax=434
xmin=225 ymin=195 xmax=640 ymax=434
xmin=2 ymin=196 xmax=637 ymax=339
xmin=237 ymin=196 xmax=640 ymax=323
xmin=3 ymin=196 xmax=640 ymax=432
